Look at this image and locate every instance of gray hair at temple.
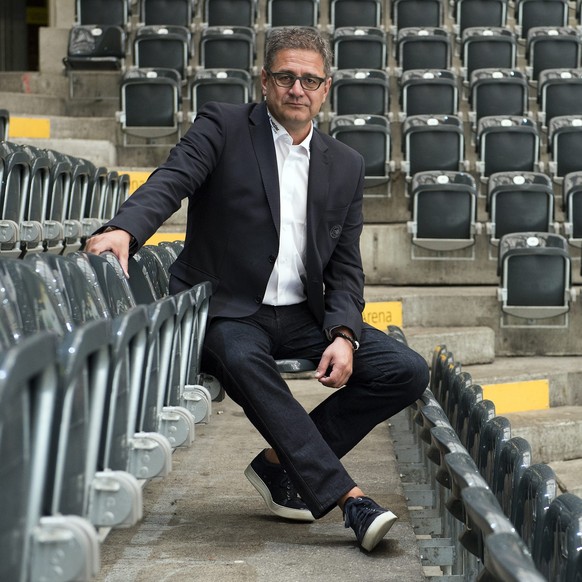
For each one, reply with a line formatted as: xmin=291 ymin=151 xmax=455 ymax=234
xmin=264 ymin=27 xmax=333 ymax=78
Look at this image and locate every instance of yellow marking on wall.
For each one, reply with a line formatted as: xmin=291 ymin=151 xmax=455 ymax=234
xmin=482 ymin=379 xmax=550 ymax=414
xmin=363 ymin=301 xmax=403 ymax=330
xmin=146 ymin=232 xmax=185 ymax=246
xmin=124 ymin=171 xmax=152 ymax=194
xmin=9 ymin=117 xmax=50 ymax=139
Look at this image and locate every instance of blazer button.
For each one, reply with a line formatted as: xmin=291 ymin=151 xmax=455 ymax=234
xmin=255 ymin=295 xmax=262 ymax=304
xmin=268 ymin=254 xmax=276 ymax=263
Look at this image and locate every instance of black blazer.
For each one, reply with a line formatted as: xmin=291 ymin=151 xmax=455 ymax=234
xmin=108 ymin=101 xmax=366 ymax=338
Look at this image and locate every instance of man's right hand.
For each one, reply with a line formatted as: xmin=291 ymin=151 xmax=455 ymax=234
xmin=84 ymin=228 xmax=132 ymax=277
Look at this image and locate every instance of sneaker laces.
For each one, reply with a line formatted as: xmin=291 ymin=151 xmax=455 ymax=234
xmin=343 ymin=497 xmax=380 ymax=529
xmin=279 ymin=471 xmax=299 ymax=501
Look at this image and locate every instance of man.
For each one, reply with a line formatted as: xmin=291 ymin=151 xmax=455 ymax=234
xmin=86 ymin=27 xmax=429 ymax=552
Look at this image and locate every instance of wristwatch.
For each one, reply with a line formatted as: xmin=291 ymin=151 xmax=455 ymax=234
xmin=331 ymin=330 xmax=360 ymax=351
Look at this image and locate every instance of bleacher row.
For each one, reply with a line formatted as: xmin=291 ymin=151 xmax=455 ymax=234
xmin=0 ymin=231 xmax=218 ymax=581
xmin=390 ymin=334 xmax=582 ymax=580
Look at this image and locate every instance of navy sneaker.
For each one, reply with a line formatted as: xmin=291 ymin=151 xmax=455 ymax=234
xmin=244 ymin=451 xmax=315 ymax=522
xmin=343 ymin=496 xmax=398 ymax=551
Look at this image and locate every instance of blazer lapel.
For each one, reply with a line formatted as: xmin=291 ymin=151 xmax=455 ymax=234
xmin=249 ymin=102 xmax=280 ymax=235
xmin=306 ymin=129 xmax=330 ymax=238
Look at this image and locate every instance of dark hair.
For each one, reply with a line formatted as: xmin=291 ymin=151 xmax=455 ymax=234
xmin=264 ymin=27 xmax=332 ymax=77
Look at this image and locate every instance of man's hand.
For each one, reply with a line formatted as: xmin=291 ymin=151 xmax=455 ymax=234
xmin=314 ymin=337 xmax=354 ymax=388
xmin=84 ymin=228 xmax=132 ymax=277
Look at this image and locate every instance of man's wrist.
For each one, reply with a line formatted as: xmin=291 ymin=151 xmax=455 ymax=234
xmin=331 ymin=330 xmax=360 ymax=351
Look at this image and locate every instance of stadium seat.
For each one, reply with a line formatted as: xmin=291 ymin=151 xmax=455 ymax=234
xmin=548 ymin=115 xmax=582 ymax=179
xmin=267 ymin=0 xmax=319 ymax=27
xmin=526 ymin=27 xmax=582 ymax=81
xmin=538 ymin=69 xmax=582 ymax=128
xmin=140 ymin=0 xmax=195 ymax=26
xmin=396 ymin=27 xmax=451 ymax=72
xmin=486 ymin=171 xmax=555 ymax=244
xmin=332 ymin=27 xmax=387 ymax=70
xmin=461 ymin=27 xmax=517 ymax=80
xmin=118 ymin=67 xmax=183 ymax=140
xmin=329 ymin=114 xmax=392 ymax=188
xmin=562 ymin=171 xmax=582 ymax=247
xmin=80 ymin=164 xmax=108 ymax=238
xmin=407 ymin=170 xmax=478 ymax=252
xmin=516 ymin=0 xmax=569 ymax=39
xmin=494 ymin=436 xmax=532 ymax=518
xmin=456 ymin=382 xmax=484 ymax=447
xmin=391 ymin=0 xmax=444 ymax=33
xmin=199 ymin=26 xmax=256 ymax=71
xmin=76 ymin=0 xmax=130 ymax=27
xmin=513 ymin=463 xmax=558 ymax=561
xmin=443 ymin=450 xmax=489 ymax=524
xmin=189 ymin=68 xmax=253 ymax=119
xmin=62 ymin=24 xmax=127 ymax=71
xmin=402 ymin=114 xmax=465 ymax=179
xmin=469 ymin=69 xmax=528 ymax=128
xmin=538 ymin=493 xmax=582 ymax=580
xmin=331 ymin=69 xmax=389 ymax=116
xmin=429 ymin=344 xmax=453 ymax=401
xmin=0 ymin=332 xmax=101 ymax=582
xmin=497 ymin=232 xmax=575 ymax=321
xmin=400 ymin=69 xmax=459 ymax=119
xmin=466 ymin=399 xmax=496 ymax=462
xmin=482 ymin=531 xmax=546 ymax=582
xmin=128 ymin=246 xmax=170 ymax=303
xmin=476 ymin=415 xmax=511 ymax=488
xmin=133 ymin=25 xmax=192 ymax=80
xmin=460 ymin=486 xmax=518 ymax=562
xmin=455 ymin=0 xmax=508 ymax=36
xmin=429 ymin=425 xmax=467 ymax=489
xmin=0 ymin=142 xmax=29 ymax=257
xmin=203 ymin=0 xmax=257 ymax=27
xmin=329 ymin=0 xmax=382 ymax=29
xmin=0 ymin=109 xmax=9 ymax=141
xmin=476 ymin=116 xmax=540 ymax=179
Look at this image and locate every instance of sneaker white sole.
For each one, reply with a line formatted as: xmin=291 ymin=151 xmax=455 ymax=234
xmin=244 ymin=464 xmax=316 ymax=522
xmin=360 ymin=510 xmax=398 ymax=552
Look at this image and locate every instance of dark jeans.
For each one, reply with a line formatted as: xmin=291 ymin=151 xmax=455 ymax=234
xmin=197 ymin=301 xmax=429 ymax=519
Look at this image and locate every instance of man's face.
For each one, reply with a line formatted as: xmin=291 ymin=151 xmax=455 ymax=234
xmin=261 ymin=48 xmax=331 ymax=143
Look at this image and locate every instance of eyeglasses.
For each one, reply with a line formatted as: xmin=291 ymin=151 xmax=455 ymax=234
xmin=266 ymin=69 xmax=327 ymax=91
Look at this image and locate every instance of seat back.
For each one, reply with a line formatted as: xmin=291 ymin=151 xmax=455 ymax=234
xmin=495 ymin=436 xmax=532 ymax=518
xmin=63 ymin=24 xmax=126 ymax=70
xmin=456 ymin=0 xmax=508 ymax=35
xmin=205 ymin=0 xmax=256 ymax=26
xmin=331 ymin=69 xmax=389 ymax=116
xmin=527 ymin=26 xmax=582 ymax=80
xmin=563 ymin=170 xmax=582 ymax=246
xmin=462 ymin=27 xmax=517 ymax=78
xmin=0 ymin=333 xmax=59 ymax=582
xmin=403 ymin=114 xmax=464 ymax=176
xmin=200 ymin=26 xmax=255 ymax=71
xmin=141 ymin=0 xmax=194 ymax=26
xmin=267 ymin=0 xmax=319 ymax=27
xmin=498 ymin=232 xmax=572 ymax=319
xmin=400 ymin=69 xmax=458 ymax=117
xmin=76 ymin=0 xmax=130 ymax=26
xmin=392 ymin=0 xmax=443 ymax=31
xmin=397 ymin=27 xmax=451 ymax=71
xmin=477 ymin=115 xmax=539 ymax=177
xmin=538 ymin=492 xmax=582 ymax=580
xmin=487 ymin=171 xmax=554 ymax=241
xmin=330 ymin=0 xmax=382 ymax=28
xmin=190 ymin=68 xmax=253 ymax=115
xmin=538 ymin=69 xmax=582 ymax=126
xmin=549 ymin=115 xmax=582 ymax=178
xmin=333 ymin=26 xmax=387 ymax=70
xmin=517 ymin=0 xmax=569 ymax=38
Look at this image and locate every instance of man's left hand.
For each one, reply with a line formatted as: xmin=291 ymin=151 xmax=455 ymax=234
xmin=314 ymin=337 xmax=354 ymax=388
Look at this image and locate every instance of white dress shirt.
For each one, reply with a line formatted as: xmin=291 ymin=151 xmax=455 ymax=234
xmin=263 ymin=113 xmax=312 ymax=306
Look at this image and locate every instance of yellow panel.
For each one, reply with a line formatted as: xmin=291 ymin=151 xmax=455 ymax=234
xmin=146 ymin=232 xmax=185 ymax=246
xmin=9 ymin=117 xmax=50 ymax=139
xmin=362 ymin=301 xmax=403 ymax=330
xmin=124 ymin=171 xmax=152 ymax=194
xmin=482 ymin=379 xmax=550 ymax=414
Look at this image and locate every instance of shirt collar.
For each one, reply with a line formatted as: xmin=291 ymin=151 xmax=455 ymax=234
xmin=267 ymin=109 xmax=313 ymax=157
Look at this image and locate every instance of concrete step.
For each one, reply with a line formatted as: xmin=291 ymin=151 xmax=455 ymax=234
xmin=366 ymin=286 xmax=582 ymax=356
xmin=404 ymin=326 xmax=495 ymax=366
xmin=549 ymin=458 xmax=582 ymax=497
xmin=464 ymin=356 xmax=582 ymax=408
xmin=505 ymin=406 xmax=582 ymax=464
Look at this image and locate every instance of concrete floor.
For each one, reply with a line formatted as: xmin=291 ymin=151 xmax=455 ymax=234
xmin=95 ymin=379 xmax=427 ymax=582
